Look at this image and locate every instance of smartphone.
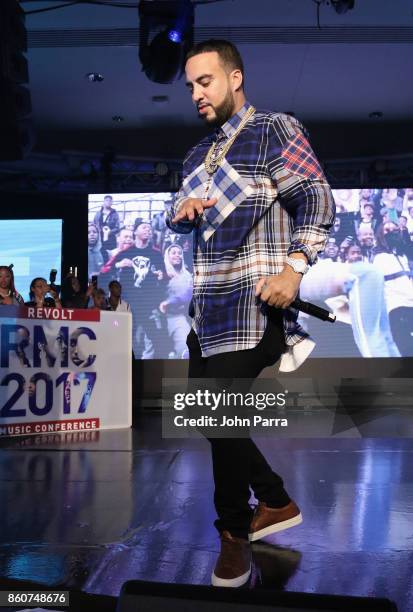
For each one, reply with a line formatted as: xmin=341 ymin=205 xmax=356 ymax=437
xmin=91 ymin=275 xmax=98 ymax=287
xmin=49 ymin=269 xmax=57 ymax=284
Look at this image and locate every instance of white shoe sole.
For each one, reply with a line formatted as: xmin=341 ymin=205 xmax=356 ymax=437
xmin=211 ymin=564 xmax=251 ymax=588
xmin=248 ymin=512 xmax=303 ymax=542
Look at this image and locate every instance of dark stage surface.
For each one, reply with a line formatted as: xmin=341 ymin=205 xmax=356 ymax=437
xmin=0 ymin=414 xmax=412 ymax=611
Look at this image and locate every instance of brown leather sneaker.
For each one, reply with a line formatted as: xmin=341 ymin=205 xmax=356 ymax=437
xmin=249 ymin=500 xmax=302 ymax=542
xmin=211 ymin=530 xmax=252 ymax=587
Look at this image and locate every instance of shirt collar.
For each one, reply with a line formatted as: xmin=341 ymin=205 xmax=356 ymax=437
xmin=217 ymin=101 xmax=253 ymax=139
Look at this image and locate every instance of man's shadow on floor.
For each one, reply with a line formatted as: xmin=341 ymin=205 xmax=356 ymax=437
xmin=250 ymin=541 xmax=302 ymax=590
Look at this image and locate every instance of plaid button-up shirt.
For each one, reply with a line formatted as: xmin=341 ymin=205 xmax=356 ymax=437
xmin=167 ymin=102 xmax=335 ymax=371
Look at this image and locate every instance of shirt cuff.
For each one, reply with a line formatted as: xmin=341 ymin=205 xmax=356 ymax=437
xmin=279 ymin=337 xmax=316 ymax=372
xmin=287 ymin=241 xmax=319 ymax=266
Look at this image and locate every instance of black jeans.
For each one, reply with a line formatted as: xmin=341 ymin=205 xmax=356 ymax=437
xmin=187 ymin=309 xmax=291 ymax=539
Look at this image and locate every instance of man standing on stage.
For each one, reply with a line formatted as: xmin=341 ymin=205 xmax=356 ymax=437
xmin=167 ymin=40 xmax=335 ymax=587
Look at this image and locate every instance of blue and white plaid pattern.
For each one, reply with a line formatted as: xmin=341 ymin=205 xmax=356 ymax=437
xmin=167 ymin=102 xmax=335 ymax=358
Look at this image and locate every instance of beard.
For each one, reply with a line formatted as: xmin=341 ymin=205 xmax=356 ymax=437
xmin=200 ymin=88 xmax=235 ymax=126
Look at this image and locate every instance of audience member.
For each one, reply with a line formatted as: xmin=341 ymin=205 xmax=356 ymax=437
xmin=0 ymin=266 xmax=24 ymax=305
xmin=405 ymin=206 xmax=413 ymax=237
xmin=398 ymin=215 xmax=413 ymax=258
xmin=338 ymin=236 xmax=355 ymax=262
xmin=88 ymin=222 xmax=104 ymax=276
xmin=105 ymin=227 xmax=134 ymax=260
xmin=160 ymin=244 xmax=193 ymax=358
xmin=61 ymin=275 xmax=93 ymax=309
xmin=300 ymin=256 xmax=400 ymax=357
xmin=402 ymin=188 xmax=413 ymax=212
xmin=104 ymin=218 xmax=164 ymax=358
xmin=380 ymin=188 xmax=404 ymax=215
xmin=333 ymin=189 xmax=358 ymax=213
xmin=107 ymin=280 xmax=131 ymax=312
xmin=355 ymin=202 xmax=378 ymax=233
xmin=345 ymin=244 xmax=363 ymax=263
xmin=25 ymin=277 xmax=61 ymax=308
xmin=91 ymin=288 xmax=108 ymax=311
xmin=359 ymin=188 xmax=374 ymax=210
xmin=0 ymin=266 xmax=24 ymax=306
xmin=379 ymin=189 xmax=401 ymax=225
xmin=100 ymin=227 xmax=135 ymax=275
xmin=322 ymin=238 xmax=339 ymax=262
xmin=373 ymin=222 xmax=413 ymax=356
xmin=357 ymin=226 xmax=375 ymax=263
xmin=151 ymin=201 xmax=172 ymax=252
xmin=93 ymin=195 xmax=120 ymax=251
xmin=330 ymin=216 xmax=346 ymax=245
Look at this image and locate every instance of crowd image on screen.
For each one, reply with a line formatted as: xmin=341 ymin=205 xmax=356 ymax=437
xmin=86 ymin=190 xmax=413 ymax=359
xmin=88 ymin=193 xmax=194 ymax=358
xmin=312 ymin=187 xmax=413 ymax=356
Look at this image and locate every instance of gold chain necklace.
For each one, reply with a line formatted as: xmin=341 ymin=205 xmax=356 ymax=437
xmin=204 ymin=105 xmax=255 ymax=176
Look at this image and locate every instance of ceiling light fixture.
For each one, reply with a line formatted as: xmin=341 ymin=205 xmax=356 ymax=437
xmin=155 ymin=162 xmax=169 ymax=177
xmin=139 ymin=0 xmax=194 ymax=84
xmin=85 ymin=72 xmax=104 ymax=82
xmin=330 ymin=0 xmax=355 ymax=14
xmin=369 ymin=111 xmax=383 ymax=119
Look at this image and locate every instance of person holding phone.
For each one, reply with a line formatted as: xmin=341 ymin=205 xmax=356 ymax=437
xmin=25 ymin=277 xmax=62 ymax=309
xmin=61 ymin=274 xmax=94 ymax=309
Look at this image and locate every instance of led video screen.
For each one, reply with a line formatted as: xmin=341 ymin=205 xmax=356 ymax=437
xmin=88 ymin=189 xmax=413 ymax=359
xmin=0 ymin=219 xmax=62 ymax=302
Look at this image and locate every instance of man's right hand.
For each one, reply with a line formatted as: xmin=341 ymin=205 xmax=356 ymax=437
xmin=172 ymin=197 xmax=218 ymax=223
xmin=116 ymin=258 xmax=134 ymax=269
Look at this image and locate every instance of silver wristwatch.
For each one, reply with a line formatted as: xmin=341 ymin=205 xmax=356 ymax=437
xmin=285 ymin=256 xmax=309 ymax=275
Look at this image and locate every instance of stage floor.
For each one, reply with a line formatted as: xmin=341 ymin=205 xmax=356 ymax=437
xmin=0 ymin=413 xmax=412 ymax=611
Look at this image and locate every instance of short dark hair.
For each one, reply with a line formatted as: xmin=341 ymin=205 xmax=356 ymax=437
xmin=186 ymin=39 xmax=244 ymax=89
xmin=133 ymin=217 xmax=151 ymax=232
xmin=104 ymin=195 xmax=113 ymax=201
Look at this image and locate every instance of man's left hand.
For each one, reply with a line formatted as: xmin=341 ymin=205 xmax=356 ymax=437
xmin=255 ymin=269 xmax=302 ymax=308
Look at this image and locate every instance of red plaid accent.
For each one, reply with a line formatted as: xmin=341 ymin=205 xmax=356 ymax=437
xmin=282 ymin=133 xmax=325 ymax=180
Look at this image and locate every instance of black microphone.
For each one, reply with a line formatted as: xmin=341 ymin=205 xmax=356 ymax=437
xmin=291 ymin=297 xmax=336 ymax=323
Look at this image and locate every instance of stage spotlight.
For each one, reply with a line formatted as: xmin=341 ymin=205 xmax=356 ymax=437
xmin=331 ymin=0 xmax=355 ymax=14
xmin=139 ymin=0 xmax=194 ymax=84
xmin=168 ymin=29 xmax=182 ymax=44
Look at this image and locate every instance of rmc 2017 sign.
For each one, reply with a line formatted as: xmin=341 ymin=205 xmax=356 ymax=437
xmin=0 ymin=307 xmax=132 ymax=437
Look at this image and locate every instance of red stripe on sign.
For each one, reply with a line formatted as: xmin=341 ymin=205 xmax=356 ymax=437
xmin=0 ymin=418 xmax=100 ymax=437
xmin=0 ymin=306 xmax=100 ymax=322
